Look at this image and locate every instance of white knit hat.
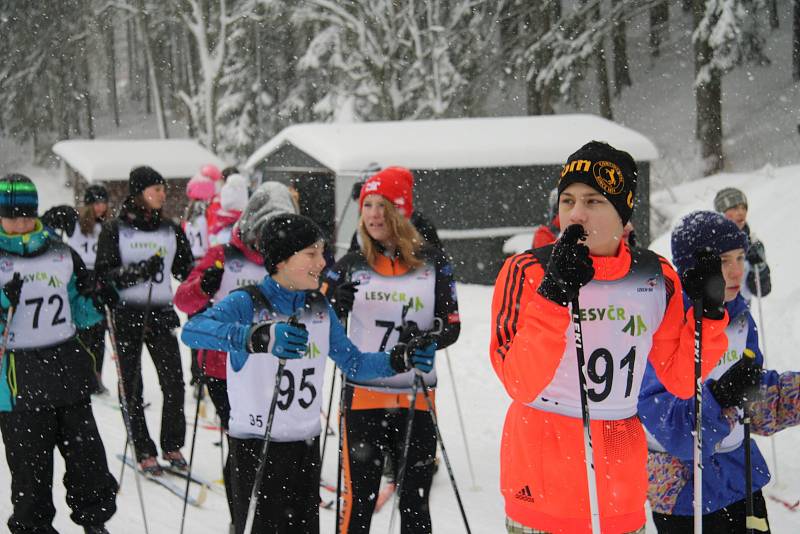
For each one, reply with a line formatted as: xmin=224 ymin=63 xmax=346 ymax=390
xmin=220 ymin=174 xmax=249 ymax=212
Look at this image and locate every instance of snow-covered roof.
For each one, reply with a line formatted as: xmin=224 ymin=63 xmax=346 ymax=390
xmin=52 ymin=139 xmax=225 ymax=182
xmin=245 ymin=114 xmax=659 ymax=174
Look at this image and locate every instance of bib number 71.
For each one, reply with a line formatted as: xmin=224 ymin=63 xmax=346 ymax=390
xmin=586 ymin=346 xmax=636 ymax=402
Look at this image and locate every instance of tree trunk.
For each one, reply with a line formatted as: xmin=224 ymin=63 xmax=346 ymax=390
xmin=137 ymin=1 xmax=168 ymax=137
xmin=612 ymin=0 xmax=632 ymax=94
xmin=770 ymin=0 xmax=779 ymax=29
xmin=596 ymin=36 xmax=613 ymax=119
xmin=693 ymin=0 xmax=724 ymax=174
xmin=126 ymin=18 xmax=139 ymax=101
xmin=102 ymin=10 xmax=120 ymax=127
xmin=649 ymin=1 xmax=669 ymax=57
xmin=794 ymin=0 xmax=800 ymax=81
xmin=83 ymin=55 xmax=95 ymax=139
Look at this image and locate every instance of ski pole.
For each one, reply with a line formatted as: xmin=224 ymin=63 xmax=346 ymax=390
xmin=335 ymin=371 xmax=347 ymax=534
xmin=243 ymin=356 xmax=286 ymax=534
xmin=744 ymin=401 xmax=754 ymax=534
xmin=180 ymin=349 xmax=209 ymax=534
xmin=417 ymin=372 xmax=472 ymax=533
xmin=320 ymin=366 xmax=338 ymax=469
xmin=753 ymin=264 xmax=779 ymax=484
xmin=571 ymin=297 xmax=601 ymax=534
xmin=335 ymin=316 xmax=351 ymax=534
xmin=692 ymin=298 xmax=703 ymax=534
xmin=117 ymin=275 xmax=155 ymax=488
xmin=243 ymin=315 xmax=303 ymax=533
xmin=0 ymin=305 xmax=15 ymax=387
xmin=105 ymin=305 xmax=151 ymax=534
xmin=444 ymin=347 xmax=478 ymax=489
xmin=388 ymin=370 xmax=420 ymax=534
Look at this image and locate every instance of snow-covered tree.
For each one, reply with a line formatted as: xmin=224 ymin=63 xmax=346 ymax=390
xmin=174 ymin=0 xmax=269 ymax=152
xmin=292 ymin=0 xmax=500 ymax=121
xmin=0 ymin=1 xmax=95 ymax=159
xmin=693 ymin=0 xmax=771 ymax=174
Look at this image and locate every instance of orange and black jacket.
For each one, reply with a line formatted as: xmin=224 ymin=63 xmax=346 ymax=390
xmin=490 ymin=241 xmax=728 ymax=533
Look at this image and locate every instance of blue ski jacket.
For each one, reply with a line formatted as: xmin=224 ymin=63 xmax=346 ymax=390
xmin=180 ymin=275 xmax=395 ymax=381
xmin=639 ymin=293 xmax=800 ymax=516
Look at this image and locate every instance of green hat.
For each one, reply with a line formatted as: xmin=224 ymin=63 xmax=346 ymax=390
xmin=0 ymin=174 xmax=38 ymax=218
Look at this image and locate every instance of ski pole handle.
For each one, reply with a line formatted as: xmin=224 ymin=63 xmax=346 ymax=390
xmin=0 ymin=305 xmax=16 ymax=368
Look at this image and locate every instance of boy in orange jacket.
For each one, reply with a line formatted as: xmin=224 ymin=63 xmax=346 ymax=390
xmin=490 ymin=141 xmax=729 ymax=533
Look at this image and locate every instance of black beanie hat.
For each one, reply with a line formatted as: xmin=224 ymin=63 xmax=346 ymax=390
xmin=671 ymin=211 xmax=749 ymax=277
xmin=557 ymin=141 xmax=638 ymax=225
xmin=260 ymin=214 xmax=324 ymax=274
xmin=84 ymin=184 xmax=109 ymax=205
xmin=129 ymin=166 xmax=166 ymax=196
xmin=0 ymin=174 xmax=38 ymax=218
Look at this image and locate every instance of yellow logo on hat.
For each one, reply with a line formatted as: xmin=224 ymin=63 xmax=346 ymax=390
xmin=592 ymin=161 xmax=624 ymax=195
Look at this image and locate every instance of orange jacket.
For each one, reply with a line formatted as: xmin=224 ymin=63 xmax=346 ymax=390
xmin=490 ymin=242 xmax=728 ymax=533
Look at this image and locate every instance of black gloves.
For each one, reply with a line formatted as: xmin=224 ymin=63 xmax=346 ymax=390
xmin=200 ymin=266 xmax=224 ymax=296
xmin=330 ymin=280 xmax=359 ymax=318
xmin=389 ymin=321 xmax=438 ymax=373
xmin=91 ymin=277 xmax=118 ymax=311
xmin=746 ymin=240 xmax=766 ymax=266
xmin=681 ymin=249 xmax=725 ymax=320
xmin=537 ymin=224 xmax=595 ymax=306
xmin=41 ymin=205 xmax=78 ymax=236
xmin=2 ymin=273 xmax=23 ymax=309
xmin=709 ymin=352 xmax=762 ymax=409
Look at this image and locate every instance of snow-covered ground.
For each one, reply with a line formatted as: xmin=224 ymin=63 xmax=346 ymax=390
xmin=1 ymin=166 xmax=799 ymax=533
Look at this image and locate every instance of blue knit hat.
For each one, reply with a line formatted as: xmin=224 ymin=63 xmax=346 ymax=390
xmin=0 ymin=174 xmax=38 ymax=218
xmin=671 ymin=211 xmax=749 ymax=276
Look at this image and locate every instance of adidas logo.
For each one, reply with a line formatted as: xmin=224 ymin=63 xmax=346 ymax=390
xmin=515 ymin=485 xmax=535 ymax=503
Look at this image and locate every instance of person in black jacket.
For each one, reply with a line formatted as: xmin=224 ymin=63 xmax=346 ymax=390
xmin=42 ymin=184 xmax=112 ymax=394
xmin=714 ymin=187 xmax=771 ymax=301
xmin=324 ymin=168 xmax=460 ymax=533
xmin=95 ymin=166 xmax=194 ymax=475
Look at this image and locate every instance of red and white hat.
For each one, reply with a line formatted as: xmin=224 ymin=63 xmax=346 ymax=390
xmin=358 ymin=166 xmax=414 ymax=218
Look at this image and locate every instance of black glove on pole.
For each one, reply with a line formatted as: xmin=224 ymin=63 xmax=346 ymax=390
xmin=330 ymin=280 xmax=360 ymax=319
xmin=537 ymin=224 xmax=595 ymax=306
xmin=681 ymin=249 xmax=725 ymax=320
xmin=3 ymin=273 xmax=23 ymax=309
xmin=200 ymin=266 xmax=224 ymax=296
xmin=709 ymin=350 xmax=762 ymax=409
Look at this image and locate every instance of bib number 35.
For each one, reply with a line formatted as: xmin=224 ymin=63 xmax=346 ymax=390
xmin=585 ymin=346 xmax=636 ymax=402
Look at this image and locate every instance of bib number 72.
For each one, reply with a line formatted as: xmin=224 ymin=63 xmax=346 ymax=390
xmin=585 ymin=346 xmax=636 ymax=402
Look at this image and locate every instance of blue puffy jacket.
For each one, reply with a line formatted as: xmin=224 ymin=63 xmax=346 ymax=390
xmin=181 ymin=275 xmax=395 ymax=381
xmin=638 ymin=293 xmax=800 ymax=516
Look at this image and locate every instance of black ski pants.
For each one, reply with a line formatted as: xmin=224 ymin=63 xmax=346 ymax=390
xmin=112 ymin=309 xmax=185 ymax=460
xmin=341 ymin=401 xmax=437 ymax=534
xmin=229 ymin=435 xmax=321 ymax=534
xmin=652 ymin=490 xmax=771 ymax=533
xmin=0 ymin=400 xmax=117 ymax=533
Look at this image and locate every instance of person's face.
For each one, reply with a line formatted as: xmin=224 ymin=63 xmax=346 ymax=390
xmin=720 ymin=248 xmax=746 ymax=302
xmin=274 ymin=240 xmax=327 ymax=291
xmin=93 ymin=202 xmax=108 ymax=218
xmin=142 ymin=184 xmax=166 ymax=210
xmin=361 ymin=194 xmax=391 ymax=244
xmin=558 ymin=182 xmax=624 ymax=256
xmin=723 ymin=204 xmax=747 ymax=230
xmin=1 ymin=217 xmax=36 ymax=235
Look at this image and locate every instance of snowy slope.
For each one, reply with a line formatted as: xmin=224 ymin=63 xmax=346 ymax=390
xmin=1 ymin=166 xmax=799 ymax=532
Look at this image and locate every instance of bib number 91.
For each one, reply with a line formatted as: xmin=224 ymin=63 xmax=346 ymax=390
xmin=586 ymin=346 xmax=636 ymax=402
